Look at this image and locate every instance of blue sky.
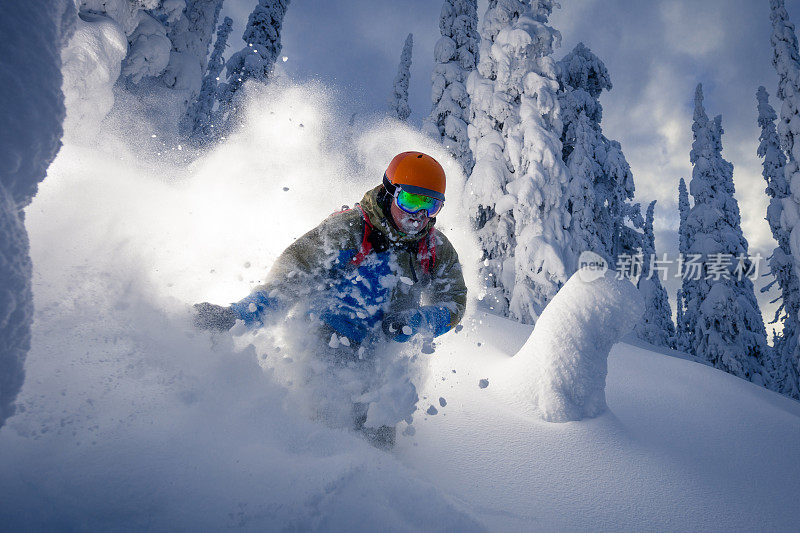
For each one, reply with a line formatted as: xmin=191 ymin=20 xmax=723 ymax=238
xmin=222 ymin=0 xmax=800 ymax=326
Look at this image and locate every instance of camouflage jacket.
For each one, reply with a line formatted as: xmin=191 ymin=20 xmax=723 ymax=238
xmin=231 ymin=185 xmax=467 ymax=343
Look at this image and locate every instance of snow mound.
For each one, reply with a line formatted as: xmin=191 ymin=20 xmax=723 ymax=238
xmin=502 ymin=268 xmax=643 ymax=422
xmin=404 ymin=310 xmax=800 ymax=530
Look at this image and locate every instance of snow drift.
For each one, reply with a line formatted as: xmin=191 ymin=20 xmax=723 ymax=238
xmin=501 ymin=268 xmax=643 ymax=421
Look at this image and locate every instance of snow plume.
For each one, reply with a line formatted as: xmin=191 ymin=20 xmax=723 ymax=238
xmin=422 ymin=0 xmax=479 ymax=174
xmin=234 ymin=317 xmax=425 ymax=431
xmin=389 ymin=33 xmax=414 ymax=121
xmin=500 ymin=269 xmax=643 ymax=422
xmin=0 ymin=0 xmax=72 ymax=429
xmin=467 ymin=0 xmax=572 ymax=324
xmin=1 ymin=77 xmax=484 ymax=528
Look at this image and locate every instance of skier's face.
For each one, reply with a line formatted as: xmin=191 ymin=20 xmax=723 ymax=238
xmin=390 ymin=199 xmax=429 ymax=235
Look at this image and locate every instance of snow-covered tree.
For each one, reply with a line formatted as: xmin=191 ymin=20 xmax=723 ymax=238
xmin=182 ymin=16 xmax=232 ymax=142
xmin=757 ymin=86 xmax=800 ymax=398
xmin=217 ymin=0 xmax=290 ymax=126
xmin=1 ymin=0 xmax=73 ymax=427
xmin=561 ymin=110 xmax=604 ymax=261
xmin=767 ymin=0 xmax=800 ymax=398
xmin=674 ymin=288 xmax=689 ymax=352
xmin=422 ymin=0 xmax=479 ymax=173
xmin=388 ymin=33 xmax=413 ymax=121
xmin=78 ymin=1 xmax=178 ymax=85
xmin=161 ymin=0 xmax=225 ymax=105
xmin=675 ymin=177 xmax=692 ymax=351
xmin=677 ymin=177 xmax=691 ymax=257
xmin=683 ymin=84 xmax=769 ymax=383
xmin=123 ymin=3 xmax=185 ymax=83
xmin=466 ymin=0 xmax=571 ymax=323
xmin=74 ymin=0 xmax=206 ymax=128
xmin=557 ymin=43 xmax=642 ymax=265
xmin=634 ymin=201 xmax=676 ymax=348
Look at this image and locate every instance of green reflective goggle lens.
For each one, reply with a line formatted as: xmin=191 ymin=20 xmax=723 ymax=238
xmin=395 ymin=189 xmax=443 ymax=216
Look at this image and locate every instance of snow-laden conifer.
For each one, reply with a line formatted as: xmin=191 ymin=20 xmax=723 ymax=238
xmin=605 ymin=140 xmax=644 ymax=260
xmin=676 ymin=177 xmax=692 ymax=350
xmin=217 ymin=0 xmax=290 ymax=126
xmin=562 ymin=111 xmax=604 ymax=260
xmin=77 ymin=1 xmax=187 ymax=86
xmin=466 ymin=0 xmax=571 ymax=323
xmin=161 ymin=0 xmax=225 ymax=102
xmin=389 ymin=33 xmax=414 ymax=121
xmin=557 ymin=43 xmax=642 ymax=265
xmin=768 ymin=0 xmax=800 ymax=396
xmin=683 ymin=85 xmax=769 ymax=383
xmin=677 ymin=178 xmax=691 ymax=256
xmin=120 ymin=2 xmax=181 ymax=83
xmin=183 ymin=16 xmax=232 ymax=142
xmin=634 ymin=201 xmax=676 ymax=348
xmin=674 ymin=288 xmax=689 ymax=352
xmin=422 ymin=0 xmax=479 ymax=173
xmin=756 ymin=86 xmax=800 ymax=398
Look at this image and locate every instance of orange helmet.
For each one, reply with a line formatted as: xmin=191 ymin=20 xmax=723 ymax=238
xmin=383 ymin=151 xmax=446 ymax=201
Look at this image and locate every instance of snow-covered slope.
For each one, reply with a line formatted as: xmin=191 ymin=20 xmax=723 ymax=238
xmin=2 ymin=281 xmax=798 ymax=531
xmin=405 ymin=311 xmax=800 ymax=531
xmin=1 ymin=82 xmax=798 ymax=531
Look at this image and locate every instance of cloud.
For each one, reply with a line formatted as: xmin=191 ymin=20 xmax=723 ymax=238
xmin=659 ymin=0 xmax=726 ymax=58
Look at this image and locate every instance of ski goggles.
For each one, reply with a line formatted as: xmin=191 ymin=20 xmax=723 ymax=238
xmin=394 ymin=187 xmax=444 ymax=216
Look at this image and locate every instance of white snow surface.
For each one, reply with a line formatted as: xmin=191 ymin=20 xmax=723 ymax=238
xmin=1 ymin=82 xmax=799 ymax=530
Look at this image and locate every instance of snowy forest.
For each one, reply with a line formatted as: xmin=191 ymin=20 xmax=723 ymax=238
xmin=1 ymin=0 xmax=799 ymax=530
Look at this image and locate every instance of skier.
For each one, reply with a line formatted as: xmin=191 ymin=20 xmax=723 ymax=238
xmin=193 ymin=151 xmax=467 ymax=447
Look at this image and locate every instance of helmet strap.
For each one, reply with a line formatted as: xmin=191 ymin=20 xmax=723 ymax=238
xmin=382 ymin=173 xmax=397 ymax=196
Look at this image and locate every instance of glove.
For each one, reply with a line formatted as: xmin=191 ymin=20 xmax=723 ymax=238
xmin=382 ymin=309 xmax=423 ymax=342
xmin=230 ymin=291 xmax=279 ymax=328
xmin=382 ymin=306 xmax=452 ymax=343
xmin=319 ymin=309 xmax=371 ymax=344
xmin=193 ymin=302 xmax=237 ymax=331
